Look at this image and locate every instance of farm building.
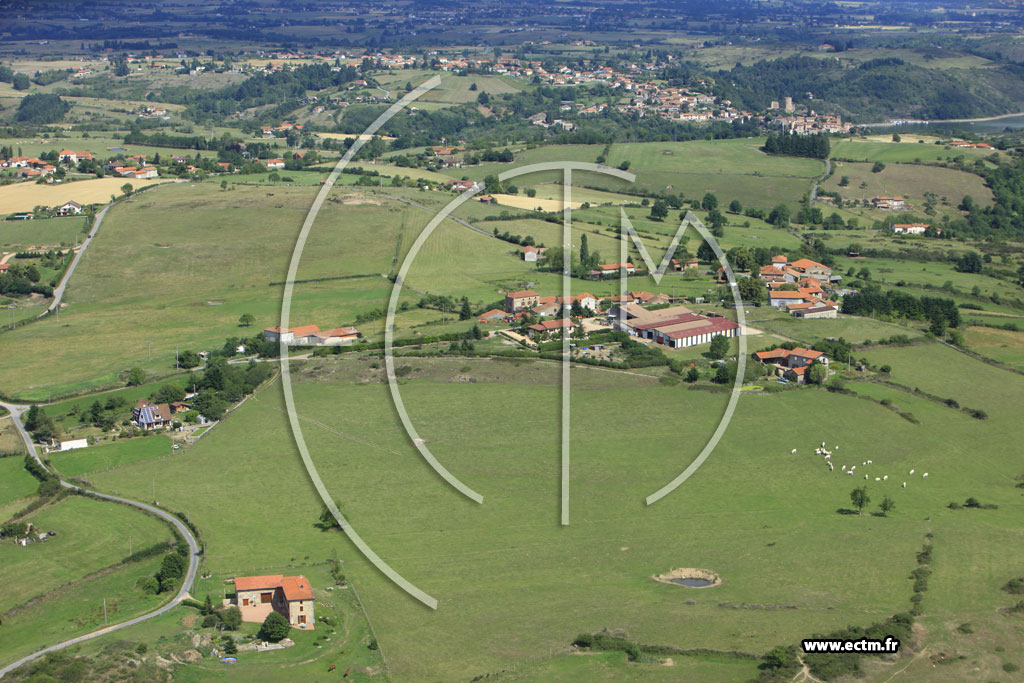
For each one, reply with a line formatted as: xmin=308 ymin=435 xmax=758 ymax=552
xmin=787 ymin=301 xmax=838 ymax=318
xmin=232 ymin=574 xmax=315 ymax=628
xmin=590 ymin=262 xmax=636 ymax=277
xmin=504 ymin=290 xmax=540 ymax=313
xmin=527 ymin=318 xmax=576 ymax=339
xmin=872 ymin=196 xmax=906 ymax=210
xmin=57 ymin=438 xmax=88 ymax=452
xmin=753 ymin=347 xmax=829 ymax=383
xmin=477 ymin=309 xmax=508 ymax=323
xmin=263 ymin=325 xmax=360 ymax=346
xmin=522 ymin=246 xmax=546 ymax=262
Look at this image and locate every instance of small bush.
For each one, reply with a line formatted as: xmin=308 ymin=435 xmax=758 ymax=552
xmin=1003 ymin=578 xmax=1024 ymax=595
xmin=1004 ymin=662 xmax=1019 ymax=673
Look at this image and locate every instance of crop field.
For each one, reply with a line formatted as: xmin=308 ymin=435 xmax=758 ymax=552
xmin=0 ymin=177 xmax=167 ymax=214
xmin=86 ymin=352 xmax=1024 ymax=681
xmin=50 ymin=435 xmax=173 ymax=478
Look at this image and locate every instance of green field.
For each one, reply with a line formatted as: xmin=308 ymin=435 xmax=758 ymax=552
xmin=831 ymin=137 xmax=1002 ymax=164
xmin=50 ymin=435 xmax=173 ymax=478
xmin=86 ymin=350 xmax=1024 ymax=681
xmin=964 ymin=325 xmax=1024 ymax=370
xmin=0 ymin=495 xmax=173 ymax=614
xmin=0 ymin=215 xmax=88 ymax=249
xmin=820 ymin=160 xmax=992 ymax=222
xmin=0 ymin=453 xmax=37 ymax=507
xmin=448 ymin=139 xmax=823 ymax=211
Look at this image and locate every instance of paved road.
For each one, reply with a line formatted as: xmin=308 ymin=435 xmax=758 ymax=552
xmin=0 ymin=401 xmax=201 ymax=679
xmin=41 ymin=203 xmax=112 ymax=318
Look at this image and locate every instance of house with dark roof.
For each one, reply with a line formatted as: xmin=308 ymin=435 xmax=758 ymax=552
xmin=232 ymin=574 xmax=315 ymax=628
xmin=131 ymin=399 xmax=173 ymax=430
xmin=753 ymin=347 xmax=829 ymax=383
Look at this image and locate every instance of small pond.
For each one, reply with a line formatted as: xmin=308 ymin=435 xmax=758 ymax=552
xmin=671 ymin=577 xmax=715 ymax=588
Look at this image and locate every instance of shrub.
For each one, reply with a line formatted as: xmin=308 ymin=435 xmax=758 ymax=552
xmin=955 ymin=623 xmax=973 ymax=634
xmin=202 ymin=614 xmax=219 ymax=628
xmin=879 ymin=365 xmax=891 ymax=374
xmin=1004 ymin=662 xmax=1019 ymax=673
xmin=257 ymin=611 xmax=290 ymax=642
xmin=1002 ymin=578 xmax=1024 ymax=595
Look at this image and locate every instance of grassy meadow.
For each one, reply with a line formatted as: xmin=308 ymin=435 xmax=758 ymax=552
xmin=0 ymin=177 xmax=168 ymax=214
xmin=85 ymin=348 xmax=1024 ymax=681
xmin=447 ymin=139 xmax=823 ymax=211
xmin=49 ymin=435 xmax=173 ymax=478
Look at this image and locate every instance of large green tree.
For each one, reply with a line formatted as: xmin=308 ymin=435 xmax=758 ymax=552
xmin=709 ymin=334 xmax=729 ymax=360
xmin=850 ymin=486 xmax=870 ymax=515
xmin=258 ymin=610 xmax=291 ymax=642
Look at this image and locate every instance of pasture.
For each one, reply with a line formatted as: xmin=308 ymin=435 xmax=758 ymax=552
xmin=50 ymin=435 xmax=173 ymax=478
xmin=820 ymin=160 xmax=992 ymax=221
xmin=374 ymin=69 xmax=526 ymax=104
xmin=964 ymin=325 xmax=1024 ymax=370
xmin=0 ymin=495 xmax=172 ymax=613
xmin=0 ymin=452 xmax=36 ymax=507
xmin=0 ymin=215 xmax=87 ymax=249
xmin=449 ymin=139 xmax=822 ymax=210
xmin=87 ymin=352 xmax=1024 ymax=681
xmin=0 ymin=554 xmax=166 ymax=667
xmin=831 ymin=137 xmax=1002 ymax=164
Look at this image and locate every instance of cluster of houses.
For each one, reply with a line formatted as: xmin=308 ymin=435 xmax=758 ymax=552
xmin=486 ymin=288 xmax=742 ymax=348
xmin=770 ymin=111 xmax=851 ymax=135
xmin=758 ymin=254 xmax=840 ymax=318
xmin=753 ymin=346 xmax=830 ymax=383
xmin=231 ymin=574 xmax=315 ymax=628
xmin=263 ymin=324 xmax=362 ymax=346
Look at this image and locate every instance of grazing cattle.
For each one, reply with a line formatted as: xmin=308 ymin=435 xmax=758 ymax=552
xmin=867 ymin=460 xmax=872 ymax=465
xmin=875 ymin=477 xmax=881 ymax=481
xmin=902 ymin=482 xmax=907 ymax=488
xmin=883 ymin=475 xmax=888 ymax=481
xmin=865 ymin=474 xmax=869 ymax=479
xmin=792 ymin=449 xmax=797 ymax=454
xmin=909 ymin=469 xmax=915 ymax=475
xmin=922 ymin=473 xmax=929 ymax=478
xmin=841 ymin=465 xmax=846 ymax=471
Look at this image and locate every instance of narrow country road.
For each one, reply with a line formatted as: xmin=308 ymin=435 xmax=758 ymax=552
xmin=0 ymin=401 xmax=201 ymax=679
xmin=42 ymin=204 xmax=111 ymax=317
xmin=809 ymin=159 xmax=832 ymax=207
xmin=389 ymin=195 xmax=497 ymax=238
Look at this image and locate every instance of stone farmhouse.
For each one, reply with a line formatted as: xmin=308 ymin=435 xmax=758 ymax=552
xmin=232 ymin=574 xmax=315 ymax=628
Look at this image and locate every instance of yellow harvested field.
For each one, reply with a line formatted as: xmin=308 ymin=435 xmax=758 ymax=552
xmin=0 ymin=178 xmax=168 ymax=214
xmin=489 ymin=193 xmax=583 ymax=211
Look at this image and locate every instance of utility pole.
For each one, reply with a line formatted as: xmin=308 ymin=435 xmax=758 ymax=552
xmin=103 ymin=597 xmax=108 ymax=625
xmin=176 ymin=347 xmax=179 ymax=370
xmin=129 ymin=536 xmax=132 ymax=556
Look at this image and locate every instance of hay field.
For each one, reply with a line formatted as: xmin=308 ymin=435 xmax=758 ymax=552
xmin=0 ymin=177 xmax=168 ymax=214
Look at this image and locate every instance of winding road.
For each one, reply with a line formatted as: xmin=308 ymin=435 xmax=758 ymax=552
xmin=0 ymin=401 xmax=200 ymax=679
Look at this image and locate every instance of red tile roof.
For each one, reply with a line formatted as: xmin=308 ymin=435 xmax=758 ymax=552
xmin=234 ymin=574 xmax=284 ymax=591
xmin=280 ymin=575 xmax=314 ymax=601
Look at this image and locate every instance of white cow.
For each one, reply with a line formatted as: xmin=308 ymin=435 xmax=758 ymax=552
xmin=883 ymin=475 xmax=888 ymax=481
xmin=923 ymin=473 xmax=929 ymax=478
xmin=909 ymin=469 xmax=915 ymax=475
xmin=792 ymin=449 xmax=797 ymax=454
xmin=902 ymin=482 xmax=907 ymax=488
xmin=875 ymin=477 xmax=881 ymax=481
